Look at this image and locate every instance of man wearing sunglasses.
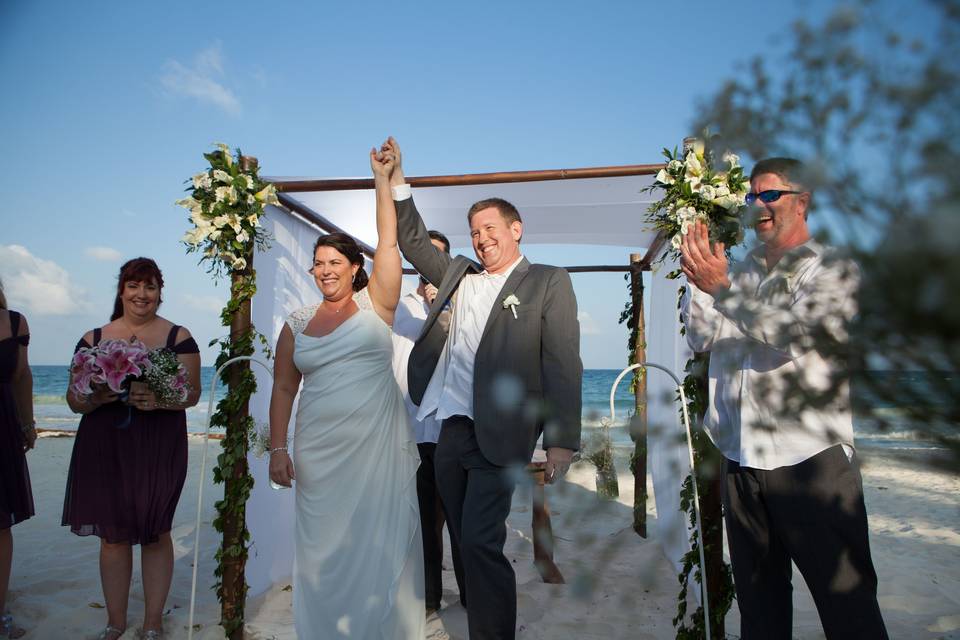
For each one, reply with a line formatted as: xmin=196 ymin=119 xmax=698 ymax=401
xmin=679 ymin=158 xmax=887 ymax=639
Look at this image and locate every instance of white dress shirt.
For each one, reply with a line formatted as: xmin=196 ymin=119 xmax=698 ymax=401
xmin=681 ymin=239 xmax=859 ymax=470
xmin=391 ymin=291 xmax=443 ymax=444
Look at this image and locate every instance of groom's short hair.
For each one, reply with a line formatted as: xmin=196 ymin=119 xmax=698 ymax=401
xmin=467 ymin=198 xmax=522 ymax=226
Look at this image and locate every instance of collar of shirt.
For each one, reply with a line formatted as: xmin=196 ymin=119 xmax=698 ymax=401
xmin=746 ymin=238 xmax=824 ymax=273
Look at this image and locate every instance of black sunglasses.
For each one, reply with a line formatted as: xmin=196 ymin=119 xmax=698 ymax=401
xmin=744 ymin=189 xmax=803 ymax=206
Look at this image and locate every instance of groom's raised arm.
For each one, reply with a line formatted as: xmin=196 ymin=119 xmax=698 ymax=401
xmin=384 ymin=137 xmax=452 ymax=287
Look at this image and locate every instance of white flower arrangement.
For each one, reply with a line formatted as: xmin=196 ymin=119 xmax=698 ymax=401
xmin=502 ymin=293 xmax=520 ymax=319
xmin=178 ymin=143 xmax=279 ymax=275
xmin=645 ymin=138 xmax=750 ymax=266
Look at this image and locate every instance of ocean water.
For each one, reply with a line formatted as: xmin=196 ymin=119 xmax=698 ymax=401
xmin=31 ymin=366 xmax=953 ymax=450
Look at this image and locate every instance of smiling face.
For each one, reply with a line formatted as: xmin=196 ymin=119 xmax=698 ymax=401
xmin=470 ymin=207 xmax=523 ymax=274
xmin=312 ymin=245 xmax=358 ymax=301
xmin=750 ymin=172 xmax=811 ymax=252
xmin=121 ymin=279 xmax=161 ymax=320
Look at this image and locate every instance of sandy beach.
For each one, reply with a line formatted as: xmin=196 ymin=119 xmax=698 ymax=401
xmin=6 ymin=434 xmax=959 ymax=639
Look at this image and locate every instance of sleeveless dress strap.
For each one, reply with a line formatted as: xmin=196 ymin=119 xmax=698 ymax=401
xmin=9 ymin=311 xmax=20 ymax=336
xmin=287 ymin=304 xmax=321 ymax=336
xmin=93 ymin=328 xmax=102 ymax=346
xmin=166 ymin=324 xmax=181 ymax=349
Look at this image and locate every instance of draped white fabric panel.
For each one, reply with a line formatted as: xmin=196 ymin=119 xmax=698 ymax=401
xmin=245 ymin=205 xmax=324 ymax=596
xmin=646 ymin=262 xmax=696 ymax=583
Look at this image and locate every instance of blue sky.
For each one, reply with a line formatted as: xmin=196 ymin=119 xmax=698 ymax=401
xmin=1 ymin=0 xmax=842 ymax=367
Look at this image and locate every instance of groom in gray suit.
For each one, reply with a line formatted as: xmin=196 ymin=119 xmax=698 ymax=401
xmin=384 ymin=138 xmax=582 ymax=639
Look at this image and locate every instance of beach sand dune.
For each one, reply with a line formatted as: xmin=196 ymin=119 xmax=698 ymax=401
xmin=7 ymin=437 xmax=959 ymax=638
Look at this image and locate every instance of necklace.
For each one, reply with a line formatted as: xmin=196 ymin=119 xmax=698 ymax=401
xmin=121 ymin=316 xmax=157 ymax=340
xmin=322 ymin=298 xmax=353 ymax=314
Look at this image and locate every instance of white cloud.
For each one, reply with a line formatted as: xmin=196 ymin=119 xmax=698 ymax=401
xmin=0 ymin=245 xmax=91 ymax=316
xmin=578 ymin=311 xmax=601 ymax=335
xmin=84 ymin=246 xmax=123 ymax=262
xmin=160 ymin=43 xmax=241 ymax=116
xmin=180 ymin=293 xmax=226 ymax=314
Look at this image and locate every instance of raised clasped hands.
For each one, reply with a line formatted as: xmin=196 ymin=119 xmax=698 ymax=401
xmin=680 ymin=221 xmax=731 ymax=297
xmin=370 ymin=144 xmax=395 ymax=179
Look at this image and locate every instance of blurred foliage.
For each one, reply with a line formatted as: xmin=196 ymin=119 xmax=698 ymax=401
xmin=695 ymin=0 xmax=960 ymax=473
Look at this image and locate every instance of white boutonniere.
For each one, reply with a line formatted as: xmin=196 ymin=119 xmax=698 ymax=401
xmin=502 ymin=293 xmax=520 ymax=319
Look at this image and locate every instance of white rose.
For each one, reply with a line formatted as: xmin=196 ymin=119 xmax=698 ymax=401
xmin=192 ymin=173 xmax=212 ymax=190
xmin=656 ymin=168 xmax=676 ymax=185
xmin=246 ymin=193 xmax=255 ymax=204
xmin=714 ymin=184 xmax=731 ymax=198
xmin=236 ymin=230 xmax=250 ymax=244
xmin=214 ymin=169 xmax=232 ymax=184
xmin=668 ymin=159 xmax=683 ymax=172
xmin=700 ymin=184 xmax=717 ymax=201
xmin=715 ymin=194 xmax=740 ymax=210
xmin=722 ymin=151 xmax=740 ymax=168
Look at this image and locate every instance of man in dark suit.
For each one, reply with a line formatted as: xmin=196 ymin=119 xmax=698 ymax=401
xmin=383 ymin=138 xmax=582 ymax=640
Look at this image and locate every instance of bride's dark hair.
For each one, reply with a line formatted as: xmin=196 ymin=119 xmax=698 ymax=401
xmin=312 ymin=234 xmax=369 ymax=292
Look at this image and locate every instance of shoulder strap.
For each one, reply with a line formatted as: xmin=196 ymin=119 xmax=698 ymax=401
xmin=93 ymin=327 xmax=102 ymax=346
xmin=287 ymin=304 xmax=320 ymax=336
xmin=9 ymin=311 xmax=20 ymax=336
xmin=166 ymin=324 xmax=181 ymax=348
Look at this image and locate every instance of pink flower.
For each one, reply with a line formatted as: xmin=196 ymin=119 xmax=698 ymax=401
xmin=95 ymin=342 xmax=147 ymax=392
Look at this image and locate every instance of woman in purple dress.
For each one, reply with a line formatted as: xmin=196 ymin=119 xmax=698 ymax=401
xmin=62 ymin=258 xmax=201 ymax=640
xmin=0 ymin=281 xmax=36 ymax=640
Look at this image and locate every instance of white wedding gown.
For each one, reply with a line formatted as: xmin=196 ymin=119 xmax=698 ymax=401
xmin=287 ymin=289 xmax=425 ymax=639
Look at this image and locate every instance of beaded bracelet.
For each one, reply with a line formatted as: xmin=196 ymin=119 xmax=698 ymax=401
xmin=269 ymin=446 xmax=289 ymax=455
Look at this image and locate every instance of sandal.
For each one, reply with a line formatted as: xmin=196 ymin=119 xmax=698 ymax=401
xmin=1 ymin=614 xmax=26 ymax=639
xmin=96 ymin=625 xmax=125 ymax=640
xmin=139 ymin=629 xmax=163 ymax=640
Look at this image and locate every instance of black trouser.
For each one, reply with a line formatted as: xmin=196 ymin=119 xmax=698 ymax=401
xmin=416 ymin=442 xmax=465 ymax=611
xmin=723 ymin=445 xmax=888 ymax=640
xmin=435 ymin=416 xmax=518 ymax=640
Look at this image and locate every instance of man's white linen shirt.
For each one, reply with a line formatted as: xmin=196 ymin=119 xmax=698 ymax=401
xmin=390 ymin=291 xmax=442 ymax=444
xmin=680 ymin=239 xmax=860 ymax=470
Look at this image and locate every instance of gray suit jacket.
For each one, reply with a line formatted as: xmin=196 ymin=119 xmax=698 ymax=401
xmin=397 ymin=196 xmax=583 ymax=466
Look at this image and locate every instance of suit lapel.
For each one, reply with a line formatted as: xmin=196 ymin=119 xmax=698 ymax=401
xmin=479 ymin=257 xmax=531 ymax=344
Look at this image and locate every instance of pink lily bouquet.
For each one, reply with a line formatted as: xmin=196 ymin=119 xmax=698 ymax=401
xmin=71 ymin=339 xmax=190 ymax=407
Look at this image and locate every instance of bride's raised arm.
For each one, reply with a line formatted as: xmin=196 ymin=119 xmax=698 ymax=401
xmin=365 ymin=140 xmax=402 ymax=325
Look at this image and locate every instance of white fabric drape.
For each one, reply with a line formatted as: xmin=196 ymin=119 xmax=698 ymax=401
xmin=646 ymin=261 xmax=696 ymax=584
xmin=246 ymin=205 xmax=324 ymax=596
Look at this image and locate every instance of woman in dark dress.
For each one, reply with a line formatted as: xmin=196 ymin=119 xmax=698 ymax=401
xmin=63 ymin=258 xmax=201 ymax=640
xmin=0 ymin=281 xmax=35 ymax=640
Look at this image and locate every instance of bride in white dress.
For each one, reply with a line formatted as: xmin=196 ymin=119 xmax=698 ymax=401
xmin=268 ymin=145 xmax=425 ymax=639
